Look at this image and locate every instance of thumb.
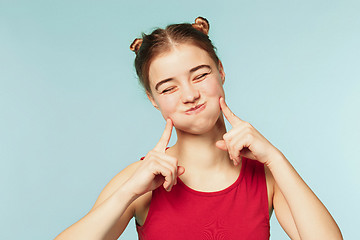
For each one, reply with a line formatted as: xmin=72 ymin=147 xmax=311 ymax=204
xmin=177 ymin=166 xmax=185 ymax=176
xmin=215 ymin=140 xmax=228 ymax=151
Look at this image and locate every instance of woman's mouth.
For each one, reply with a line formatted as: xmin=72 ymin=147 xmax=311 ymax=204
xmin=185 ymin=103 xmax=206 ymax=115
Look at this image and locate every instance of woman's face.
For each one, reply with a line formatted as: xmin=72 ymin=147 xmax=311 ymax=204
xmin=147 ymin=44 xmax=225 ymax=134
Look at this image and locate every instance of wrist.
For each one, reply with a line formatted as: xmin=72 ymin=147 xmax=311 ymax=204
xmin=115 ymin=181 xmax=141 ymax=203
xmin=264 ymin=148 xmax=287 ymax=170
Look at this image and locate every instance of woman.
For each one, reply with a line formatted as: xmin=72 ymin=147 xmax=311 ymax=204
xmin=55 ymin=17 xmax=342 ymax=240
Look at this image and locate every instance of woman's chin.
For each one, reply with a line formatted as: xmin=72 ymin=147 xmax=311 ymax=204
xmin=173 ymin=119 xmax=219 ymax=135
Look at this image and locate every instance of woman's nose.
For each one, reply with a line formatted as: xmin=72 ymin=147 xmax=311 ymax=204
xmin=181 ymin=84 xmax=200 ymax=103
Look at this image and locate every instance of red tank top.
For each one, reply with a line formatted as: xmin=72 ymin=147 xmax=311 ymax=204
xmin=136 ymin=157 xmax=270 ymax=240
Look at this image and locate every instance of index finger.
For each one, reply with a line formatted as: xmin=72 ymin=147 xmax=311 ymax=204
xmin=154 ymin=118 xmax=173 ymax=152
xmin=219 ymin=97 xmax=242 ymax=125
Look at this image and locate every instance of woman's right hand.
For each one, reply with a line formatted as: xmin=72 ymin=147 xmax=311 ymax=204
xmin=124 ymin=119 xmax=185 ymax=197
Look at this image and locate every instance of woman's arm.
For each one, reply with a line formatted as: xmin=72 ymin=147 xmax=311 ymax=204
xmin=55 ymin=119 xmax=184 ymax=240
xmin=216 ymin=97 xmax=342 ymax=239
xmin=269 ymin=153 xmax=342 ymax=240
xmin=54 ymin=162 xmax=140 ymax=240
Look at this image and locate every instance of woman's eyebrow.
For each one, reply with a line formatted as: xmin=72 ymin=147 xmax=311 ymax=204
xmin=155 ymin=65 xmax=211 ymax=91
xmin=189 ymin=64 xmax=211 ymax=73
xmin=155 ymin=78 xmax=173 ymax=91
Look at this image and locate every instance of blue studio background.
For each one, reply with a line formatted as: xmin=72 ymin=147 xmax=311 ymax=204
xmin=1 ymin=0 xmax=359 ymax=239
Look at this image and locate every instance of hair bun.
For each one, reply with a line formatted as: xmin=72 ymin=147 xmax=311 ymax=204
xmin=192 ymin=16 xmax=210 ymax=35
xmin=130 ymin=38 xmax=143 ymax=54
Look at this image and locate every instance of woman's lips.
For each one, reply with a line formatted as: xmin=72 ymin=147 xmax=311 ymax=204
xmin=185 ymin=103 xmax=206 ymax=115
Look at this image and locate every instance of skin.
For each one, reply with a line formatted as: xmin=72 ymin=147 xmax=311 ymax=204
xmin=55 ymin=44 xmax=342 ymax=240
xmin=147 ymin=44 xmax=225 ymax=135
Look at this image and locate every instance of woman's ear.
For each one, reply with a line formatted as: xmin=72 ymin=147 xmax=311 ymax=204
xmin=146 ymin=91 xmax=160 ymax=110
xmin=218 ymin=61 xmax=225 ymax=84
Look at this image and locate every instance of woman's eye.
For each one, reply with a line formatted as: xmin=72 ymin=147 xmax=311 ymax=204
xmin=161 ymin=87 xmax=175 ymax=94
xmin=194 ymin=73 xmax=209 ymax=81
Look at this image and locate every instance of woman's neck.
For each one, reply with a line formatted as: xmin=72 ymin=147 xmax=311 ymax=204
xmin=170 ymin=115 xmax=232 ymax=172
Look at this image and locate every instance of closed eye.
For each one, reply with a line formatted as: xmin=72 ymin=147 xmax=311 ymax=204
xmin=194 ymin=73 xmax=209 ymax=81
xmin=161 ymin=87 xmax=176 ymax=94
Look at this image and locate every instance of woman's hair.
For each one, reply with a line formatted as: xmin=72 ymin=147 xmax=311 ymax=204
xmin=130 ymin=17 xmax=219 ymax=93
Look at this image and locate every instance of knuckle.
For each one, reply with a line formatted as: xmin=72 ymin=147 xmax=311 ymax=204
xmin=228 ymin=141 xmax=235 ymax=149
xmin=148 ymin=149 xmax=156 ymax=156
xmin=148 ymin=154 xmax=157 ymax=162
xmin=147 ymin=160 xmax=157 ymax=169
xmin=246 ymin=133 xmax=254 ymax=142
xmin=223 ymin=133 xmax=231 ymax=141
xmin=172 ymin=165 xmax=177 ymax=174
xmin=170 ymin=157 xmax=178 ymax=166
xmin=235 ymin=141 xmax=242 ymax=149
xmin=165 ymin=168 xmax=172 ymax=177
xmin=244 ymin=121 xmax=252 ymax=129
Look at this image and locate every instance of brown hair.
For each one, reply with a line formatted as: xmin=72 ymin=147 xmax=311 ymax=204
xmin=130 ymin=17 xmax=219 ymax=93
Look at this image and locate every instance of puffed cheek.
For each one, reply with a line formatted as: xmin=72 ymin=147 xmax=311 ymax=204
xmin=199 ymin=78 xmax=224 ymax=95
xmin=158 ymin=103 xmax=177 ymax=120
xmin=209 ymin=86 xmax=224 ymax=98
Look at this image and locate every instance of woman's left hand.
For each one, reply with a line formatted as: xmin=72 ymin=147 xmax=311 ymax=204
xmin=216 ymin=97 xmax=282 ymax=166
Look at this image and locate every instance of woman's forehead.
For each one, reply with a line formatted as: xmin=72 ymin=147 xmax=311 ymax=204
xmin=148 ymin=44 xmax=215 ymax=83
